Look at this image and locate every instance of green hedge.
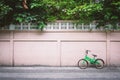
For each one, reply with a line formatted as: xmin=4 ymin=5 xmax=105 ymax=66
xmin=0 ymin=0 xmax=120 ymax=30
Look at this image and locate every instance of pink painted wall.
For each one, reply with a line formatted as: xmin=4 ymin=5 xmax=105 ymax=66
xmin=0 ymin=31 xmax=120 ymax=66
xmin=110 ymin=32 xmax=120 ymax=66
xmin=14 ymin=42 xmax=60 ymax=66
xmin=0 ymin=31 xmax=12 ymax=66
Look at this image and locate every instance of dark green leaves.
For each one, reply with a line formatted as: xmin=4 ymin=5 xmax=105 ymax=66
xmin=0 ymin=0 xmax=120 ymax=31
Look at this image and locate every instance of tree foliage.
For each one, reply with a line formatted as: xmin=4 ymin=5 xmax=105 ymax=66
xmin=0 ymin=0 xmax=120 ymax=30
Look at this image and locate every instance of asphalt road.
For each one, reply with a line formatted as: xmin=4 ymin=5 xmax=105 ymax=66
xmin=0 ymin=67 xmax=120 ymax=80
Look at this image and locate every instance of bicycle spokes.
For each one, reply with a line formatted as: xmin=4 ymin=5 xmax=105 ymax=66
xmin=78 ymin=59 xmax=88 ymax=69
xmin=95 ymin=59 xmax=104 ymax=69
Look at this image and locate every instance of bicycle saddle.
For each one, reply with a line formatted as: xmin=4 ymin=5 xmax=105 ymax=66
xmin=92 ymin=54 xmax=97 ymax=57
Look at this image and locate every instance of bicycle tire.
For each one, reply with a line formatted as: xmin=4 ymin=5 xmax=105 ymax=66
xmin=78 ymin=59 xmax=88 ymax=69
xmin=95 ymin=59 xmax=104 ymax=69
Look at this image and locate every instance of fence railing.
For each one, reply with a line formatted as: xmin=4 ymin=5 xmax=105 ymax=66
xmin=45 ymin=22 xmax=99 ymax=31
xmin=0 ymin=21 xmax=120 ymax=31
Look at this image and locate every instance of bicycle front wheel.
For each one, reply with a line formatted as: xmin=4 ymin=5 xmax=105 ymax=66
xmin=95 ymin=59 xmax=104 ymax=69
xmin=78 ymin=59 xmax=88 ymax=69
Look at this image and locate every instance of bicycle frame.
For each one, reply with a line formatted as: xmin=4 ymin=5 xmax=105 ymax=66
xmin=84 ymin=55 xmax=96 ymax=64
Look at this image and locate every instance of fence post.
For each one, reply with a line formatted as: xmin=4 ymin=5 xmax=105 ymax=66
xmin=10 ymin=31 xmax=14 ymax=66
xmin=59 ymin=22 xmax=61 ymax=30
xmin=82 ymin=23 xmax=84 ymax=30
xmin=90 ymin=23 xmax=92 ymax=30
xmin=106 ymin=32 xmax=111 ymax=66
xmin=20 ymin=23 xmax=23 ymax=30
xmin=28 ymin=23 xmax=31 ymax=30
xmin=66 ymin=22 xmax=69 ymax=30
xmin=57 ymin=40 xmax=62 ymax=66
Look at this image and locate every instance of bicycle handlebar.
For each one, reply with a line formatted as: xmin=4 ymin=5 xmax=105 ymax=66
xmin=86 ymin=50 xmax=91 ymax=54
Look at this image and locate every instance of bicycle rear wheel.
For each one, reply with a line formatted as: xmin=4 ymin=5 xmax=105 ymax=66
xmin=95 ymin=59 xmax=104 ymax=69
xmin=78 ymin=59 xmax=88 ymax=69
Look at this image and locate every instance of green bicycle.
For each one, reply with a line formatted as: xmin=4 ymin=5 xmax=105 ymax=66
xmin=78 ymin=50 xmax=104 ymax=69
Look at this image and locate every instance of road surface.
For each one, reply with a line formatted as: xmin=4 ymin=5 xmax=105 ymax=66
xmin=0 ymin=67 xmax=120 ymax=80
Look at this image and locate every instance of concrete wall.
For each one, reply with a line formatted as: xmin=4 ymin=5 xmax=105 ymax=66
xmin=0 ymin=31 xmax=120 ymax=67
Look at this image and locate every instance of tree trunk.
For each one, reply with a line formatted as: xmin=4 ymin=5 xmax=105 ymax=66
xmin=22 ymin=0 xmax=28 ymax=9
